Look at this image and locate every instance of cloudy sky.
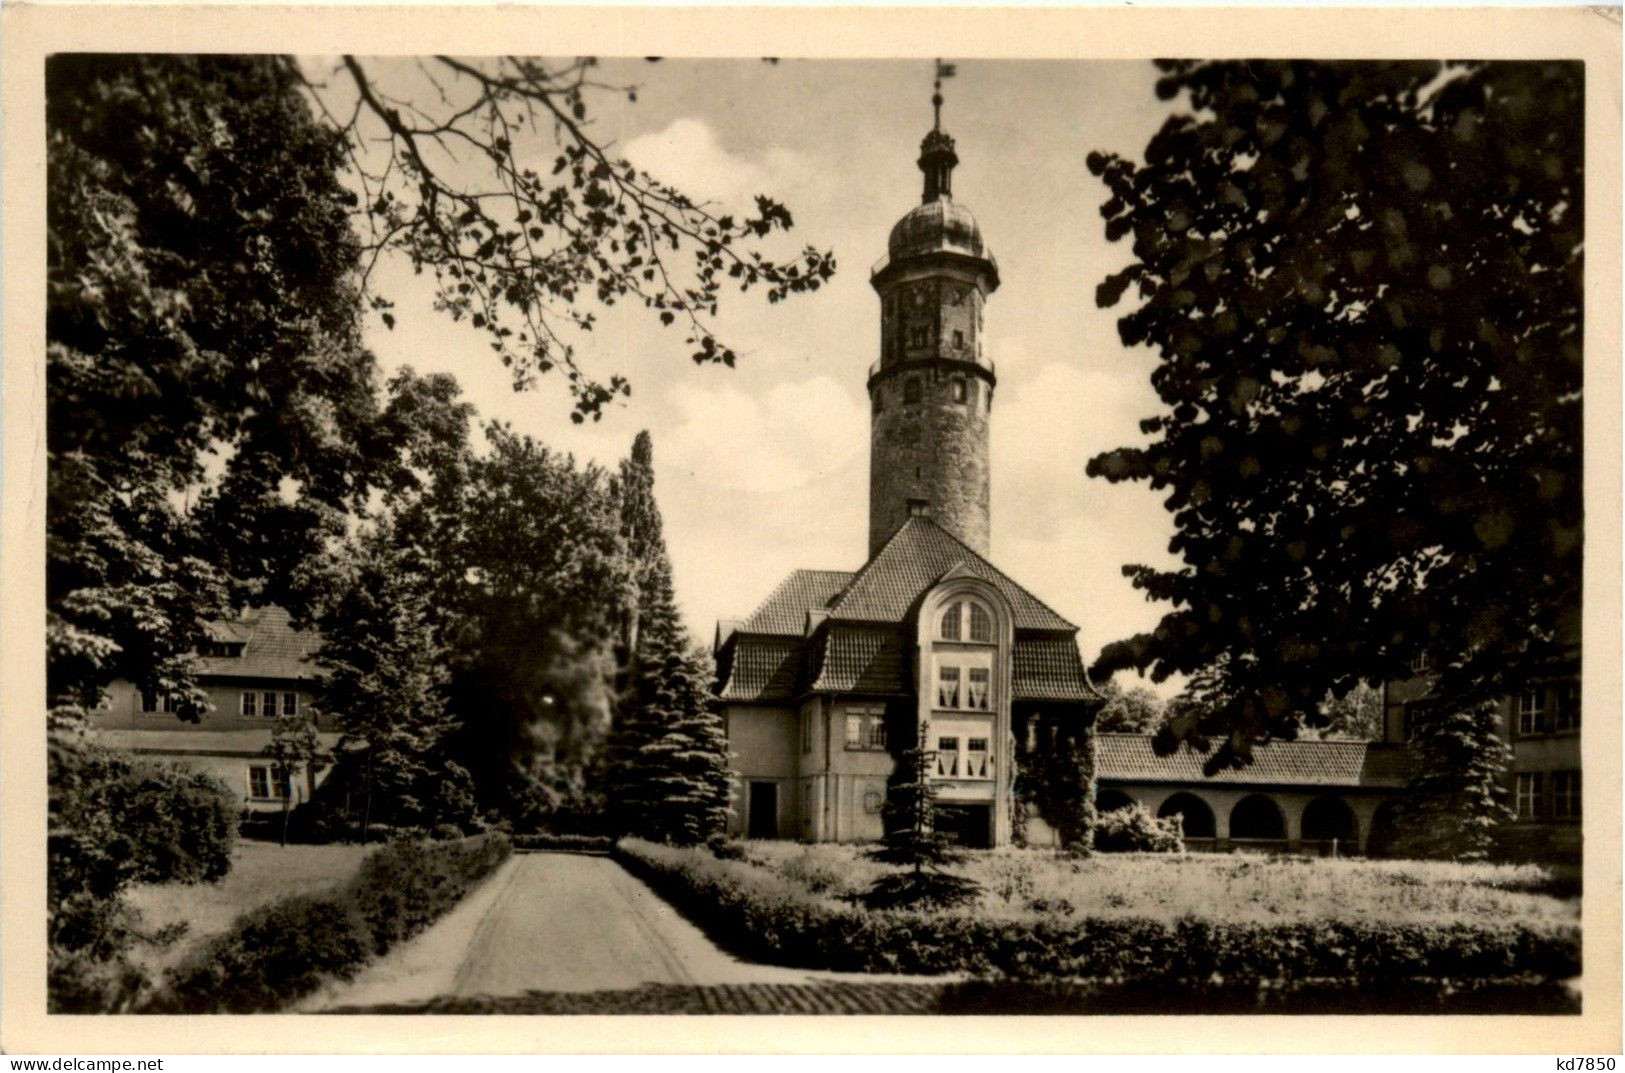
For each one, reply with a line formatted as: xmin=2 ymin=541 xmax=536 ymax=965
xmin=344 ymin=58 xmax=1185 ymax=691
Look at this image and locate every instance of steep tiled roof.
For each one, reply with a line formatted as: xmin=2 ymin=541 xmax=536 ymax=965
xmin=718 ymin=636 xmax=802 ymax=702
xmin=1096 ymin=734 xmax=1411 ymax=789
xmin=810 ymin=628 xmax=908 ymax=694
xmin=195 ymin=606 xmax=321 ymax=681
xmin=827 ymin=518 xmax=1075 ymax=630
xmin=738 ymin=569 xmax=855 ymax=636
xmin=1012 ymin=637 xmax=1097 ymax=701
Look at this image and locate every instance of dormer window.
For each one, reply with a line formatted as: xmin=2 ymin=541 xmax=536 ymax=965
xmin=939 ymin=599 xmax=993 ymax=643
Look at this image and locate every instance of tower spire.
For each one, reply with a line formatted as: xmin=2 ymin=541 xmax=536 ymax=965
xmin=919 ymin=59 xmax=959 ymax=202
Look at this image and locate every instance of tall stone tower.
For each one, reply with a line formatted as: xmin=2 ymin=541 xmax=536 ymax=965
xmin=867 ymin=101 xmax=1000 ymax=558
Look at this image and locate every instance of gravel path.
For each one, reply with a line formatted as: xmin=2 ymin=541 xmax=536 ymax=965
xmin=303 ymin=851 xmax=895 ymax=1011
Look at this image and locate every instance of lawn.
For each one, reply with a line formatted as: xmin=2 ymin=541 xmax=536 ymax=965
xmin=124 ymin=839 xmax=374 ymax=980
xmin=738 ymin=841 xmax=1580 ymax=928
xmin=616 ymin=839 xmax=1581 ymax=992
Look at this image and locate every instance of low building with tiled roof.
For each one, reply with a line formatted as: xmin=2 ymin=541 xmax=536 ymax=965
xmin=89 ymin=606 xmax=340 ymax=814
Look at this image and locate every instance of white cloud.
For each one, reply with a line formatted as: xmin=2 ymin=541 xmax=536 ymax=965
xmin=661 ymin=374 xmax=865 ymax=496
xmin=622 ymin=117 xmax=800 ymax=208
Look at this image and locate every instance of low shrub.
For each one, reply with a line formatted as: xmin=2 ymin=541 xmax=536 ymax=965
xmin=708 ymin=834 xmax=746 ymax=861
xmin=615 ymin=840 xmax=1579 ymax=984
xmin=511 ymin=833 xmax=614 ymax=853
xmin=49 ymin=739 xmax=238 ymax=1012
xmin=781 ymin=848 xmax=858 ymax=897
xmin=149 ymin=832 xmax=511 ymax=1012
xmin=1092 ymin=804 xmax=1184 ymax=854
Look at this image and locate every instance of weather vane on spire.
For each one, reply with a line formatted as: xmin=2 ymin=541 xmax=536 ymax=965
xmin=932 ymin=59 xmax=957 ymax=130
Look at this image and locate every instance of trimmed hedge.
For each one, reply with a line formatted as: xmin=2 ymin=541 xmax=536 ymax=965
xmin=511 ymin=833 xmax=614 ymax=853
xmin=616 ymin=840 xmax=1579 ymax=984
xmin=147 ymin=833 xmax=511 ymax=1012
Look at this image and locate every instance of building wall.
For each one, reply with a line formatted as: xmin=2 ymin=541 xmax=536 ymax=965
xmin=1099 ymin=781 xmax=1390 ymax=854
xmin=723 ymin=702 xmax=801 ymax=838
xmin=92 ymin=677 xmax=327 ymax=733
xmin=91 ymin=676 xmax=334 ymax=813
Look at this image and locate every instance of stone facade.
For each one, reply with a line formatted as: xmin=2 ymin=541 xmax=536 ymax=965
xmin=866 ymin=125 xmax=1000 ymax=559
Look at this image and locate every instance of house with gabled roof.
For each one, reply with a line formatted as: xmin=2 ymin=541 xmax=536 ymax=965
xmin=714 ymin=95 xmax=1415 ymax=853
xmin=89 ymin=605 xmax=341 ymax=814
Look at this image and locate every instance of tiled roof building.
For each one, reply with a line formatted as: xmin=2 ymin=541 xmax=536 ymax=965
xmin=90 ymin=606 xmax=339 ymax=814
xmin=714 ymin=96 xmax=1411 ymax=856
xmin=715 ymin=107 xmax=1102 ymax=849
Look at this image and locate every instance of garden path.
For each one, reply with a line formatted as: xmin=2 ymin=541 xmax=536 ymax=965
xmin=303 ymin=850 xmax=877 ymax=1010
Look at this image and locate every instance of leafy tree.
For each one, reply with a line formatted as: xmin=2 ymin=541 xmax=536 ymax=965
xmin=298 ymin=56 xmax=835 ymax=418
xmin=448 ymin=426 xmax=625 ymax=810
xmin=1309 ymin=682 xmax=1384 ymax=741
xmin=1015 ymin=714 xmax=1099 ymax=857
xmin=1390 ymin=699 xmax=1513 ymax=860
xmin=863 ymin=726 xmax=981 ymax=909
xmin=1085 ymin=62 xmax=1582 ymax=769
xmin=47 ymin=54 xmax=383 ymax=718
xmin=1095 ymin=678 xmax=1166 ymax=733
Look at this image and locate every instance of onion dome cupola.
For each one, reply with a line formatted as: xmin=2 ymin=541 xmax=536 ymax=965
xmin=866 ymin=72 xmax=1000 ymax=559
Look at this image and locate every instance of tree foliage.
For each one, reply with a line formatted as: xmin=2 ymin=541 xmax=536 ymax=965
xmin=301 ymin=56 xmax=835 ymax=419
xmin=1095 ymin=678 xmax=1166 ymax=734
xmin=47 ymin=54 xmax=385 ymax=717
xmin=311 ymin=521 xmax=475 ymax=837
xmin=1017 ymin=715 xmax=1099 ymax=856
xmin=1086 ymin=61 xmax=1582 ymax=768
xmin=48 ymin=735 xmax=236 ymax=1010
xmin=1390 ymin=699 xmax=1513 ymax=860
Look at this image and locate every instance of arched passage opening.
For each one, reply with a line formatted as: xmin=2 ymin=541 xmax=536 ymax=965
xmin=1229 ymin=794 xmax=1287 ymax=841
xmin=1095 ymin=788 xmax=1136 ymax=815
xmin=1157 ymin=792 xmax=1216 ymax=839
xmin=1366 ymin=798 xmax=1404 ymax=859
xmin=1301 ymin=796 xmax=1359 ymax=853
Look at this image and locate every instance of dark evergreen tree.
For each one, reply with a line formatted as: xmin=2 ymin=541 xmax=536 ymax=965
xmin=1391 ymin=699 xmax=1514 ymax=860
xmin=312 ymin=524 xmax=471 ymax=838
xmin=603 ymin=435 xmax=732 ymax=842
xmin=863 ymin=726 xmax=981 ymax=908
xmin=1085 ymin=61 xmax=1582 ymax=768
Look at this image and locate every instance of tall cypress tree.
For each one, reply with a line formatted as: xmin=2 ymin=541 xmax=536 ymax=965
xmin=604 ymin=435 xmax=731 ymax=842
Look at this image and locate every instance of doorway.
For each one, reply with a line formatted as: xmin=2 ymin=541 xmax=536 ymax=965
xmin=936 ymin=804 xmax=993 ymax=848
xmin=748 ymin=781 xmax=779 ymax=839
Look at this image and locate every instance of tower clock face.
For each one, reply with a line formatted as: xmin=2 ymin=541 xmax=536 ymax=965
xmin=909 ymin=284 xmax=930 ymax=310
xmin=948 ymin=285 xmax=967 ymax=307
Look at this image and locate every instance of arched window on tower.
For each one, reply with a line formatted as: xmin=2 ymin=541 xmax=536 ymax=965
xmin=904 ymin=378 xmax=922 ymax=404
